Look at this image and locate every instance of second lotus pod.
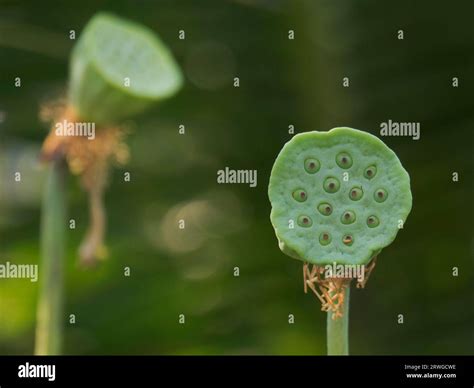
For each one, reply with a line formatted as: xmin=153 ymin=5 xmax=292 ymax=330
xmin=41 ymin=13 xmax=183 ymax=265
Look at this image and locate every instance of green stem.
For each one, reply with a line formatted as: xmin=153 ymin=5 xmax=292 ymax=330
xmin=327 ymin=284 xmax=350 ymax=355
xmin=35 ymin=160 xmax=67 ymax=355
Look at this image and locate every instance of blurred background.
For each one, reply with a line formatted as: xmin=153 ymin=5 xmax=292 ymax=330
xmin=0 ymin=0 xmax=473 ymax=355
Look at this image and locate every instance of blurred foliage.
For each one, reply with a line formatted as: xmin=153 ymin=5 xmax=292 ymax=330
xmin=0 ymin=0 xmax=473 ymax=355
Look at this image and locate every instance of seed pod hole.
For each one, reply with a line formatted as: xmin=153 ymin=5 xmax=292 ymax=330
xmin=367 ymin=215 xmax=380 ymax=228
xmin=341 ymin=210 xmax=356 ymax=224
xmin=349 ymin=187 xmax=363 ymax=201
xmin=323 ymin=177 xmax=340 ymax=193
xmin=292 ymin=189 xmax=307 ymax=202
xmin=297 ymin=215 xmax=312 ymax=227
xmin=364 ymin=165 xmax=377 ymax=179
xmin=319 ymin=232 xmax=332 ymax=246
xmin=374 ymin=188 xmax=388 ymax=203
xmin=342 ymin=234 xmax=353 ymax=246
xmin=304 ymin=158 xmax=320 ymax=174
xmin=318 ymin=203 xmax=333 ymax=216
xmin=336 ymin=152 xmax=353 ymax=169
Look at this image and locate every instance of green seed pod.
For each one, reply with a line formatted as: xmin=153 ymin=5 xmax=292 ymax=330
xmin=297 ymin=215 xmax=312 ymax=227
xmin=367 ymin=215 xmax=380 ymax=228
xmin=318 ymin=202 xmax=333 ymax=216
xmin=349 ymin=187 xmax=363 ymax=201
xmin=319 ymin=232 xmax=332 ymax=246
xmin=268 ymin=127 xmax=412 ymax=266
xmin=342 ymin=234 xmax=354 ymax=246
xmin=69 ymin=13 xmax=183 ymax=124
xmin=304 ymin=158 xmax=320 ymax=174
xmin=364 ymin=165 xmax=377 ymax=179
xmin=336 ymin=152 xmax=353 ymax=169
xmin=324 ymin=177 xmax=340 ymax=193
xmin=292 ymin=189 xmax=307 ymax=202
xmin=374 ymin=188 xmax=388 ymax=203
xmin=341 ymin=210 xmax=356 ymax=224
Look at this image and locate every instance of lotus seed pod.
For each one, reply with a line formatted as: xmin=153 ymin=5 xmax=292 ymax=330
xmin=268 ymin=127 xmax=412 ymax=266
xmin=304 ymin=158 xmax=320 ymax=173
xmin=297 ymin=215 xmax=313 ymax=227
xmin=318 ymin=202 xmax=333 ymax=216
xmin=292 ymin=189 xmax=307 ymax=202
xmin=319 ymin=232 xmax=332 ymax=245
xmin=69 ymin=13 xmax=183 ymax=124
xmin=324 ymin=177 xmax=340 ymax=193
xmin=341 ymin=210 xmax=356 ymax=224
xmin=349 ymin=186 xmax=363 ymax=201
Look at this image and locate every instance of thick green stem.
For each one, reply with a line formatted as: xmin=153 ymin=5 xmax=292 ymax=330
xmin=327 ymin=285 xmax=350 ymax=355
xmin=35 ymin=160 xmax=67 ymax=355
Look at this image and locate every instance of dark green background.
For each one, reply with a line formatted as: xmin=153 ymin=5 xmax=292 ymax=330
xmin=0 ymin=0 xmax=473 ymax=355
